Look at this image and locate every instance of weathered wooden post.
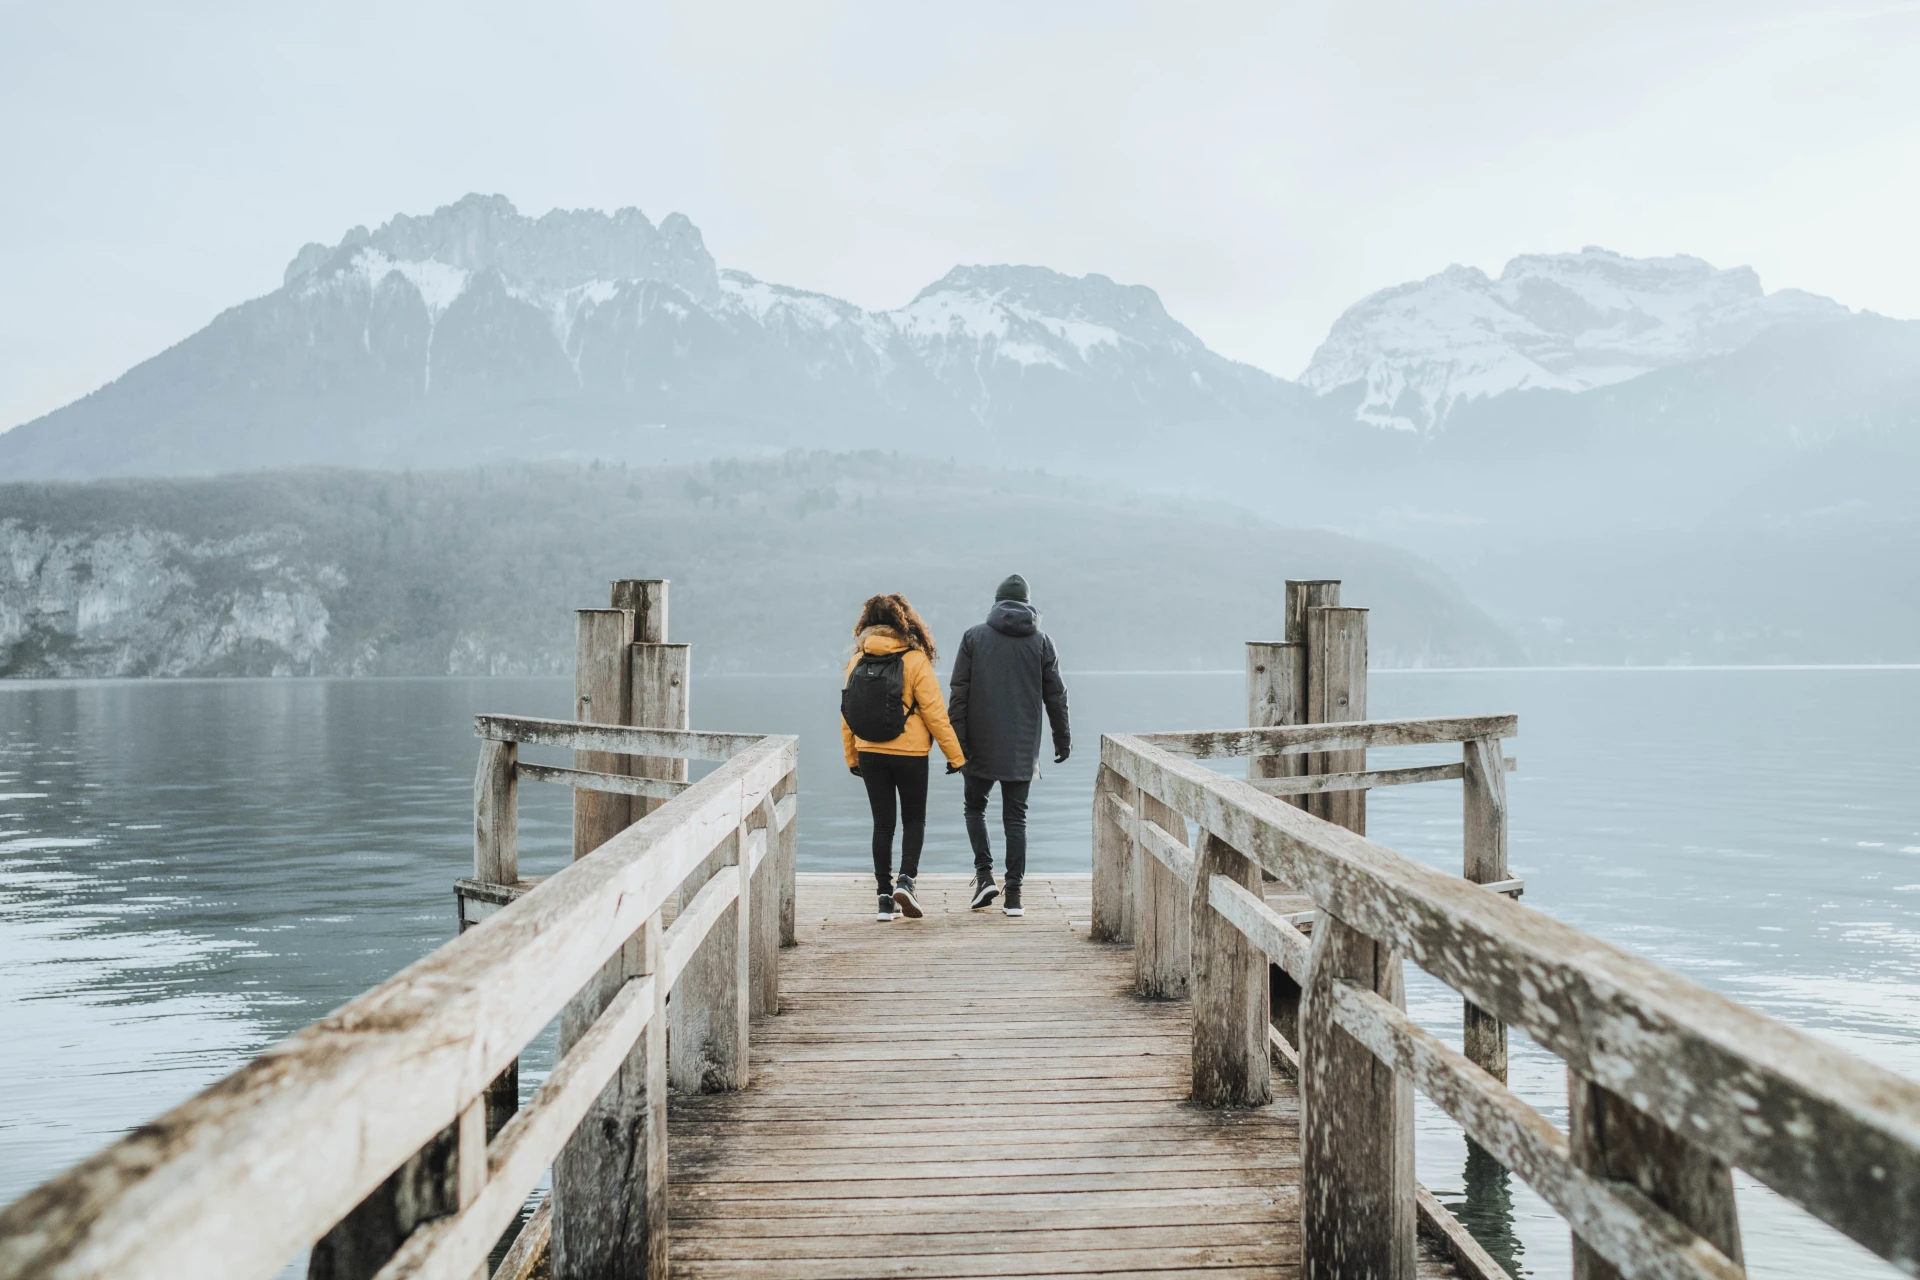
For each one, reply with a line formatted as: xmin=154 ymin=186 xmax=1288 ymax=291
xmin=1090 ymin=763 xmax=1133 ymax=943
xmin=1300 ymin=912 xmax=1417 ymax=1279
xmin=1248 ymin=629 xmax=1307 ymax=1055
xmin=573 ymin=607 xmax=635 ymax=858
xmin=776 ymin=770 xmax=798 ymax=948
xmin=472 ymin=738 xmax=520 ymax=1138
xmin=1288 ymin=580 xmax=1341 ymax=822
xmin=1462 ymin=735 xmax=1510 ymax=1083
xmin=552 ymin=585 xmax=672 ymax=1279
xmin=750 ymin=793 xmax=781 ymax=1015
xmin=1134 ymin=789 xmax=1191 ymax=998
xmin=552 ymin=915 xmax=668 ymax=1279
xmin=1307 ymin=604 xmax=1368 ymax=835
xmin=1568 ymin=1074 xmax=1743 ymax=1280
xmin=1189 ymin=830 xmax=1271 ymax=1105
xmin=307 ymin=1123 xmax=463 ymax=1280
xmin=619 ymin=579 xmax=689 ymax=821
xmin=672 ymin=826 xmax=752 ymax=1092
xmin=1299 ymin=602 xmax=1416 ymax=1278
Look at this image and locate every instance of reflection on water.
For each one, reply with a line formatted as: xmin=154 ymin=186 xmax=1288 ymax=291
xmin=1446 ymin=1142 xmax=1524 ymax=1276
xmin=1 ymin=669 xmax=1917 ymax=1277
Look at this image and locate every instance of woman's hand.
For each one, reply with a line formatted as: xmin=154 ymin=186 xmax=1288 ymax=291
xmin=848 ymin=765 xmax=862 ymax=777
xmin=945 ymin=762 xmax=963 ymax=776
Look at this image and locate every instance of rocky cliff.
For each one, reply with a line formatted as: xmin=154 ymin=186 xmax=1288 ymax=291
xmin=0 ymin=523 xmax=337 ymax=677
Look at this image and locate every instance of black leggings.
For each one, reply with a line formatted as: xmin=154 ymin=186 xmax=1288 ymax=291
xmin=859 ymin=751 xmax=928 ymax=894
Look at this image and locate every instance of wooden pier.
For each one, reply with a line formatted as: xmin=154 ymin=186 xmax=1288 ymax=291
xmin=4 ymin=577 xmax=1920 ymax=1280
xmin=672 ymin=873 xmax=1315 ymax=1280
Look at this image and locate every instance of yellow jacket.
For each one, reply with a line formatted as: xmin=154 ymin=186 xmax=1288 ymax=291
xmin=840 ymin=629 xmax=967 ymax=769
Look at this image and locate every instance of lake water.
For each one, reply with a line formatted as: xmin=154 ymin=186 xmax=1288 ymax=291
xmin=2 ymin=669 xmax=1917 ymax=1277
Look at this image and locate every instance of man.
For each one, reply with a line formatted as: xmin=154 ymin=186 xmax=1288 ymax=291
xmin=947 ymin=574 xmax=1070 ymax=917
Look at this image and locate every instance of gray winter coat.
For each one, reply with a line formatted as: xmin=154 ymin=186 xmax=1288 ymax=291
xmin=948 ymin=600 xmax=1070 ymax=782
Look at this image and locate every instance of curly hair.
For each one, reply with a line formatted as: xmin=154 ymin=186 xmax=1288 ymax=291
xmin=852 ymin=592 xmax=938 ymax=661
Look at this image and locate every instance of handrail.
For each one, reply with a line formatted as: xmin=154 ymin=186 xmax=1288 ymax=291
xmin=1139 ymin=713 xmax=1517 ymax=760
xmin=0 ymin=729 xmax=798 ymax=1280
xmin=1098 ymin=727 xmax=1920 ymax=1277
xmin=1242 ymin=755 xmax=1515 ymax=797
xmin=476 ymin=712 xmax=762 ymax=762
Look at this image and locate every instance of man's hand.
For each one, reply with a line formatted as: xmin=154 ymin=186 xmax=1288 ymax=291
xmin=848 ymin=765 xmax=862 ymax=778
xmin=946 ymin=762 xmax=963 ymax=776
xmin=1054 ymin=745 xmax=1071 ymax=764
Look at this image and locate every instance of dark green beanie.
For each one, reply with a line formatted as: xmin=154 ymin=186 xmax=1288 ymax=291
xmin=995 ymin=574 xmax=1029 ymax=602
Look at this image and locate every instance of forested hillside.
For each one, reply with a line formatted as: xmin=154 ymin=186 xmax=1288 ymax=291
xmin=0 ymin=453 xmax=1519 ymax=678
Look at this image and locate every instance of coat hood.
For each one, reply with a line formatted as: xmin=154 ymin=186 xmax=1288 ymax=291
xmin=856 ymin=626 xmax=912 ymax=656
xmin=987 ymin=600 xmax=1038 ymax=638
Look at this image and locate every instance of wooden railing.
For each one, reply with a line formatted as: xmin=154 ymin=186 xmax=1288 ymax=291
xmin=0 ymin=717 xmax=799 ymax=1280
xmin=1094 ymin=717 xmax=1920 ymax=1279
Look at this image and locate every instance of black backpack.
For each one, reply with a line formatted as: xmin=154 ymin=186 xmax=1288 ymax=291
xmin=842 ymin=650 xmax=913 ymax=741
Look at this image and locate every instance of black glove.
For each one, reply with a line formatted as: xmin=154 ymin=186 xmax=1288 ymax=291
xmin=1054 ymin=744 xmax=1071 ymax=764
xmin=848 ymin=765 xmax=861 ymax=778
xmin=946 ymin=762 xmax=963 ymax=775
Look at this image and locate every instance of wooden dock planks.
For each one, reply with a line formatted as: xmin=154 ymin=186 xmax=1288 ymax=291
xmin=667 ymin=874 xmax=1468 ymax=1279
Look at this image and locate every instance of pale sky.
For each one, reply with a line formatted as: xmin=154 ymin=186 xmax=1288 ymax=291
xmin=3 ymin=0 xmax=1917 ymax=431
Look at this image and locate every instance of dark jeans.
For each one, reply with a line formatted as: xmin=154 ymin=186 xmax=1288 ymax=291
xmin=964 ymin=773 xmax=1030 ymax=885
xmin=859 ymin=751 xmax=928 ymax=895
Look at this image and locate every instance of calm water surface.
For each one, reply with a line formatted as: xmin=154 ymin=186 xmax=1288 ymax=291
xmin=2 ymin=669 xmax=1916 ymax=1277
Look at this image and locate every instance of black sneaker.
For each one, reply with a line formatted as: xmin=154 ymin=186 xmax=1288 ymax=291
xmin=893 ymin=875 xmax=923 ymax=919
xmin=969 ymin=871 xmax=1000 ymax=910
xmin=876 ymin=893 xmax=898 ymax=922
xmin=1002 ymin=882 xmax=1024 ymax=917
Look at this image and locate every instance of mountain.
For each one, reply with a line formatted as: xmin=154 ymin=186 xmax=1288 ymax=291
xmin=1301 ymin=248 xmax=1852 ymax=432
xmin=0 ymin=195 xmax=1302 ymax=481
xmin=0 ymin=453 xmax=1520 ymax=677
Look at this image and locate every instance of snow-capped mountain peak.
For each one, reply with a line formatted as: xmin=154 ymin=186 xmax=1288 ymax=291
xmin=890 ymin=266 xmax=1145 ymax=370
xmin=284 ymin=193 xmax=719 ymax=301
xmin=1301 ymin=247 xmax=1851 ymax=431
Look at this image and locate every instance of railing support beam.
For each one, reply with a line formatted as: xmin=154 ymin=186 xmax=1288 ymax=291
xmin=777 ymin=774 xmax=798 ymax=948
xmin=1191 ymin=841 xmax=1271 ymax=1107
xmin=307 ymin=1124 xmax=460 ymax=1280
xmin=1091 ymin=764 xmax=1134 ymax=943
xmin=1301 ymin=910 xmax=1416 ymax=1280
xmin=1248 ymin=633 xmax=1308 ymax=1058
xmin=470 ymin=737 xmax=522 ymax=1137
xmin=1133 ymin=788 xmax=1190 ymax=998
xmin=1569 ymin=1074 xmax=1744 ymax=1280
xmin=749 ymin=796 xmax=781 ymax=1015
xmin=552 ymin=914 xmax=668 ymax=1279
xmin=1462 ymin=734 xmax=1511 ymax=1084
xmin=670 ymin=834 xmax=751 ymax=1093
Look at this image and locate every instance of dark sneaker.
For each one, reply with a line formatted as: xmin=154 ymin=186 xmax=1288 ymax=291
xmin=969 ymin=871 xmax=1000 ymax=911
xmin=876 ymin=894 xmax=898 ymax=922
xmin=1002 ymin=882 xmax=1024 ymax=917
xmin=893 ymin=875 xmax=924 ymax=919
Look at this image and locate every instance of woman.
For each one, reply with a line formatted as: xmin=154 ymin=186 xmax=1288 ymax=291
xmin=840 ymin=593 xmax=966 ymax=922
